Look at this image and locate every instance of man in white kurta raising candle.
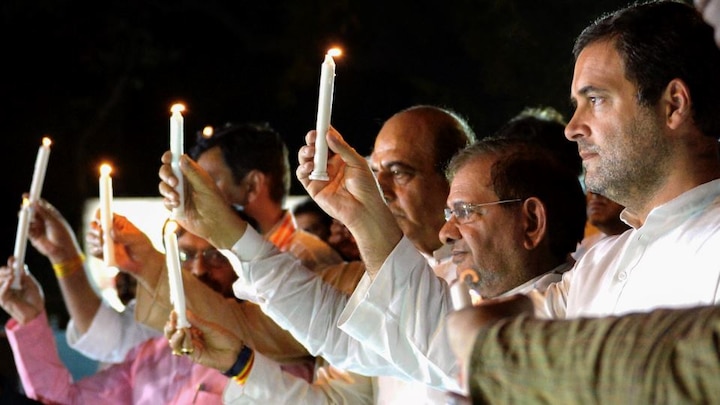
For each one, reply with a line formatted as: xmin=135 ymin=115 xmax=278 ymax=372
xmin=309 ymin=48 xmax=341 ymax=181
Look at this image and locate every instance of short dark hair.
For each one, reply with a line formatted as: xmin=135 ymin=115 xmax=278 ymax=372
xmin=574 ymin=0 xmax=720 ymax=138
xmin=493 ymin=106 xmax=582 ymax=177
xmin=446 ymin=138 xmax=586 ymax=263
xmin=189 ymin=122 xmax=290 ymax=204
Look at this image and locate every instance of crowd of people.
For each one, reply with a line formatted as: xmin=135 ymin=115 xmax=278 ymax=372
xmin=1 ymin=0 xmax=720 ymax=403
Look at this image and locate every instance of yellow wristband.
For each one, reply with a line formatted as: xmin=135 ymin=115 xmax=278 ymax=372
xmin=52 ymin=254 xmax=85 ymax=278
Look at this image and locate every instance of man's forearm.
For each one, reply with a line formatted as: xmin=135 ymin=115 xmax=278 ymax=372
xmin=223 ymin=352 xmax=374 ymax=404
xmin=229 ymin=248 xmax=451 ymax=384
xmin=346 ymin=205 xmax=402 ymax=278
xmin=57 ymin=264 xmax=101 ymax=335
xmin=134 ymin=266 xmax=312 ymax=363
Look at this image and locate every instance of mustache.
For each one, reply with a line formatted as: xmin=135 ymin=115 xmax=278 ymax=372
xmin=576 ymin=141 xmax=599 ymax=155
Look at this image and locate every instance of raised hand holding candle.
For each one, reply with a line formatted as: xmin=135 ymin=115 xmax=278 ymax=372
xmin=29 ymin=137 xmax=52 ymax=203
xmin=170 ymin=104 xmax=185 ymax=218
xmin=310 ymin=48 xmax=341 ymax=181
xmin=11 ymin=198 xmax=31 ymax=289
xmin=99 ymin=164 xmax=116 ymax=268
xmin=163 ymin=220 xmax=191 ymax=330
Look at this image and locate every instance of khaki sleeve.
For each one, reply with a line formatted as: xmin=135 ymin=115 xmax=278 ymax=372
xmin=469 ymin=306 xmax=720 ymax=404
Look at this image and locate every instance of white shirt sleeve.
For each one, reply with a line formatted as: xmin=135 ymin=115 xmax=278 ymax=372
xmin=338 ymin=237 xmax=460 ymax=391
xmin=65 ymin=300 xmax=160 ymax=363
xmin=223 ymin=228 xmax=460 ymax=392
xmin=223 ymin=235 xmax=401 ymax=376
xmin=222 ymin=352 xmax=374 ymax=404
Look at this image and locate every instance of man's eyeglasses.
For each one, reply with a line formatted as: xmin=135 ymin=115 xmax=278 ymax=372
xmin=178 ymin=248 xmax=228 ymax=269
xmin=444 ymin=199 xmax=523 ymax=223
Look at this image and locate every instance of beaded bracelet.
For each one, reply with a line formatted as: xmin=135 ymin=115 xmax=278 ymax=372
xmin=223 ymin=345 xmax=255 ymax=385
xmin=52 ymin=254 xmax=86 ymax=278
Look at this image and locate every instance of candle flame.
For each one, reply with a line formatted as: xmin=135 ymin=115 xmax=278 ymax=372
xmin=327 ymin=48 xmax=342 ymax=57
xmin=42 ymin=137 xmax=52 ymax=147
xmin=100 ymin=163 xmax=113 ymax=176
xmin=21 ymin=197 xmax=30 ymax=208
xmin=165 ymin=219 xmax=178 ymax=234
xmin=171 ymin=103 xmax=186 ymax=114
xmin=202 ymin=126 xmax=214 ymax=138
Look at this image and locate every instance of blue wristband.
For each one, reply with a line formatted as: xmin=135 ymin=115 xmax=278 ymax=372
xmin=223 ymin=345 xmax=253 ymax=377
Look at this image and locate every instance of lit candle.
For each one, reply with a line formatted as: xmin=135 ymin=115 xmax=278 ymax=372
xmin=170 ymin=104 xmax=185 ymax=218
xmin=28 ymin=137 xmax=52 ymax=203
xmin=164 ymin=220 xmax=190 ymax=328
xmin=201 ymin=125 xmax=214 ymax=139
xmin=11 ymin=198 xmax=31 ymax=290
xmin=11 ymin=136 xmax=52 ymax=290
xmin=309 ymin=48 xmax=341 ymax=181
xmin=99 ymin=163 xmax=116 ymax=268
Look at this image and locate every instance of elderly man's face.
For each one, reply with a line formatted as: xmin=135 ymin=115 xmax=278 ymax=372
xmin=370 ymin=112 xmax=450 ymax=255
xmin=439 ymin=155 xmax=528 ymax=298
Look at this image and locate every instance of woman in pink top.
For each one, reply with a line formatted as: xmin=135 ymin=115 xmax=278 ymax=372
xmin=0 ymin=259 xmax=227 ymax=405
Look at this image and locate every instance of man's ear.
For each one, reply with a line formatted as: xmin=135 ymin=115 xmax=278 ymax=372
xmin=663 ymin=78 xmax=692 ymax=130
xmin=521 ymin=197 xmax=547 ymax=250
xmin=243 ymin=170 xmax=265 ymax=204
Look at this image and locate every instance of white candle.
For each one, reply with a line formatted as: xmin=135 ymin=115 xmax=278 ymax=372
xmin=11 ymin=198 xmax=31 ymax=290
xmin=11 ymin=137 xmax=52 ymax=290
xmin=170 ymin=104 xmax=185 ymax=218
xmin=310 ymin=48 xmax=341 ymax=181
xmin=449 ymin=280 xmax=472 ymax=311
xmin=457 ymin=268 xmax=482 ymax=306
xmin=29 ymin=137 xmax=52 ymax=203
xmin=164 ymin=220 xmax=190 ymax=328
xmin=99 ymin=164 xmax=116 ymax=268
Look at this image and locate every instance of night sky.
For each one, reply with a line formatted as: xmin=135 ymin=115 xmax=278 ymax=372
xmin=1 ymin=0 xmax=641 ymax=321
